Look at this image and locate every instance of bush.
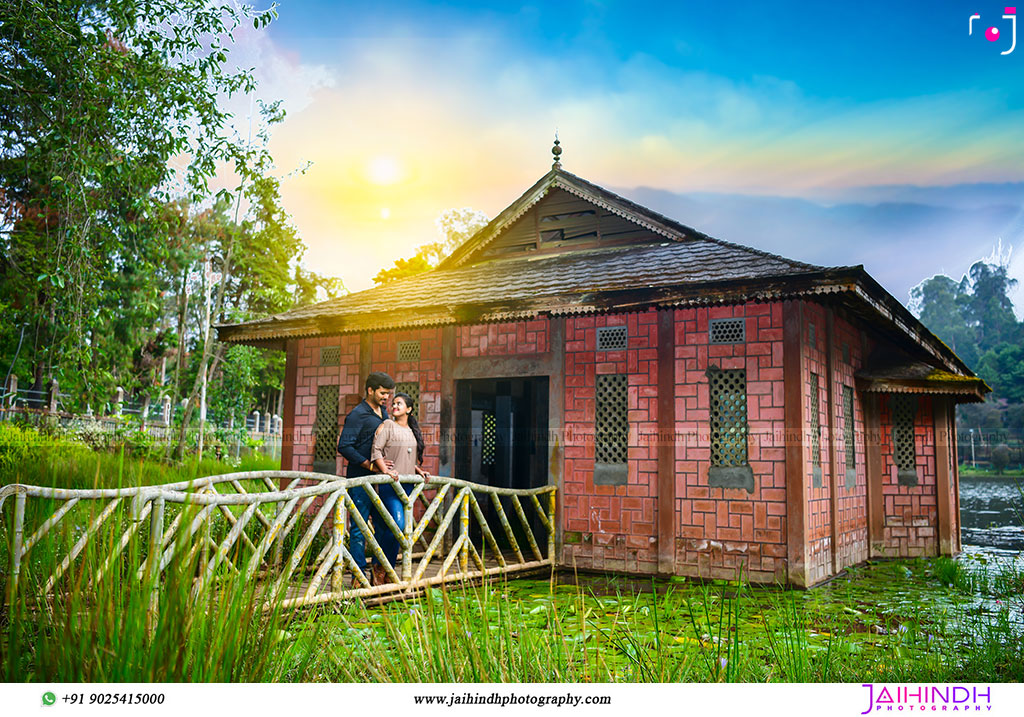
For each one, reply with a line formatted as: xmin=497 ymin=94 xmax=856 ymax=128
xmin=991 ymin=444 xmax=1011 ymax=473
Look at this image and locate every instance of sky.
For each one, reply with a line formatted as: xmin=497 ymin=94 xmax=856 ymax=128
xmin=225 ymin=0 xmax=1024 ymax=308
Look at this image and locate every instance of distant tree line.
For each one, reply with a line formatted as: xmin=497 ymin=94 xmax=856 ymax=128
xmin=911 ymin=260 xmax=1024 ymax=440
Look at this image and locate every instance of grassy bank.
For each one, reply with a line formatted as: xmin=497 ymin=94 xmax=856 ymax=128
xmin=2 ymin=433 xmax=1022 ymax=682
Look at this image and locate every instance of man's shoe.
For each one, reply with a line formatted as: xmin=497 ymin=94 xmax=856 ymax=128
xmin=372 ymin=565 xmax=390 ymax=586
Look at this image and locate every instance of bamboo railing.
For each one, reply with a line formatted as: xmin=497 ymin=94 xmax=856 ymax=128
xmin=0 ymin=472 xmax=557 ymax=613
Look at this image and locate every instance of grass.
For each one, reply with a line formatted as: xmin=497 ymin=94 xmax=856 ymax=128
xmin=2 ymin=433 xmax=1022 ymax=683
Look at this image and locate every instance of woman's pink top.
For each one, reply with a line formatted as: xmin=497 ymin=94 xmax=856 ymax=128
xmin=371 ymin=419 xmax=418 ymax=475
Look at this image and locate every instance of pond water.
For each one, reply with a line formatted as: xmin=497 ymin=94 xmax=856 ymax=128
xmin=959 ymin=476 xmax=1024 ymax=552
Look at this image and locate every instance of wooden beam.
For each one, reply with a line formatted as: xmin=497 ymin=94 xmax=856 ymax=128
xmin=933 ymin=397 xmax=955 ymax=555
xmin=864 ymin=393 xmax=885 ymax=556
xmin=279 ymin=339 xmax=299 ymax=475
xmin=439 ymin=325 xmax=456 ymax=476
xmin=783 ymin=300 xmax=809 ymax=587
xmin=548 ymin=316 xmax=566 ymax=563
xmin=825 ymin=308 xmax=839 ymax=576
xmin=656 ymin=308 xmax=676 ymax=575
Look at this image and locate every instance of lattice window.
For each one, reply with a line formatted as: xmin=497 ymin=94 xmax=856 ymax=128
xmin=709 ymin=368 xmax=748 ymax=467
xmin=843 ymin=386 xmax=855 ymax=470
xmin=595 ymin=374 xmax=628 ymax=464
xmin=808 ymin=322 xmax=817 ymax=349
xmin=481 ymin=412 xmax=496 ymax=466
xmin=809 ymin=373 xmax=822 ymax=486
xmin=396 ymin=340 xmax=420 ymax=362
xmin=892 ymin=395 xmax=917 ymax=478
xmin=313 ymin=384 xmax=340 ymax=467
xmin=394 ymin=381 xmax=420 ymax=417
xmin=709 ymin=317 xmax=745 ymax=345
xmin=596 ymin=326 xmax=628 ymax=352
xmin=320 ymin=346 xmax=340 ymax=366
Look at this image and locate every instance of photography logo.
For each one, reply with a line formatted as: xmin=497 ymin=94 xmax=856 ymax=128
xmin=970 ymin=7 xmax=1017 ymax=54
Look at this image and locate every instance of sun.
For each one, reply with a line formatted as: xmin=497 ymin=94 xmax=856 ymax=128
xmin=367 ymin=155 xmax=403 ymax=185
xmin=380 ymin=207 xmax=391 ymax=220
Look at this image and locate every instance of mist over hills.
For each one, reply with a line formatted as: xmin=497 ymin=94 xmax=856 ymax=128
xmin=613 ymin=183 xmax=1024 ymax=313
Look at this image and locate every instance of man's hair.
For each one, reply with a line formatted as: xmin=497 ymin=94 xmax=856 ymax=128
xmin=365 ymin=372 xmax=395 ymax=392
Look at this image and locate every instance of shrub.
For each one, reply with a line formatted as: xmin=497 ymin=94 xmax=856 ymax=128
xmin=991 ymin=444 xmax=1010 ymax=473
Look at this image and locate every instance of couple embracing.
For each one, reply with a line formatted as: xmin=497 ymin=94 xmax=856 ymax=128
xmin=337 ymin=372 xmax=431 ymax=586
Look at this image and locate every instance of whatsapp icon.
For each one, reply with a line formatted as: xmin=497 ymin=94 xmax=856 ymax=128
xmin=42 ymin=691 xmax=56 ymax=706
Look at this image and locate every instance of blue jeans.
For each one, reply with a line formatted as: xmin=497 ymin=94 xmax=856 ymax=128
xmin=377 ymin=481 xmax=414 ymax=569
xmin=347 ymin=486 xmax=375 ymax=574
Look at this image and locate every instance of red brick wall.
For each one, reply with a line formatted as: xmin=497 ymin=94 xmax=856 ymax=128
xmin=673 ymin=302 xmax=788 ymax=583
xmin=561 ymin=310 xmax=660 ymax=574
xmin=290 ymin=335 xmax=361 ymax=473
xmin=802 ymin=303 xmax=833 ymax=584
xmin=879 ymin=394 xmax=939 ymax=557
xmin=831 ymin=314 xmax=869 ymax=569
xmin=457 ymin=320 xmax=549 ymax=356
xmin=369 ymin=328 xmax=444 ymax=475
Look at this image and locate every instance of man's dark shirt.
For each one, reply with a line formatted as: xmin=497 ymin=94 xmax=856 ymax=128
xmin=338 ymin=399 xmax=389 ymax=477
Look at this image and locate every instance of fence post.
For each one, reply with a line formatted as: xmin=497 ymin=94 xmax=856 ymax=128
xmin=5 ymin=375 xmax=16 ymax=407
xmin=146 ymin=494 xmax=165 ymax=636
xmin=141 ymin=395 xmax=151 ymax=431
xmin=161 ymin=395 xmax=171 ymax=425
xmin=460 ymin=491 xmax=469 ymax=575
xmin=332 ymin=488 xmax=347 ymax=592
xmin=114 ymin=387 xmax=124 ymax=417
xmin=47 ymin=378 xmax=59 ymax=414
xmin=6 ymin=493 xmax=26 ymax=608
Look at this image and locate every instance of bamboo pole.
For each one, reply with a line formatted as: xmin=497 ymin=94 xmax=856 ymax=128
xmin=332 ymin=491 xmax=347 ymax=592
xmin=510 ymin=494 xmax=543 ymax=561
xmin=245 ymin=496 xmax=300 ymax=581
xmin=22 ymin=497 xmax=79 ymax=556
xmin=460 ymin=490 xmax=469 ymax=575
xmin=44 ymin=498 xmax=122 ymax=594
xmin=341 ymin=491 xmax=398 ymax=585
xmin=547 ymin=489 xmax=556 ymax=564
xmin=272 ymin=490 xmax=342 ymax=598
xmin=490 ymin=494 xmax=524 ymax=563
xmin=468 ymin=492 xmax=506 ymax=568
xmin=412 ymin=489 xmax=466 ymax=582
xmin=6 ymin=493 xmax=25 ymax=607
xmin=146 ymin=496 xmax=165 ymax=635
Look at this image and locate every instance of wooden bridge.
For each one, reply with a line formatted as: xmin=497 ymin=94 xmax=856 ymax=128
xmin=0 ymin=472 xmax=556 ymax=615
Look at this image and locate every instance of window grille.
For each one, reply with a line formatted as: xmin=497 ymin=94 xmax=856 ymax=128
xmin=709 ymin=368 xmax=748 ymax=467
xmin=481 ymin=412 xmax=496 ymax=466
xmin=320 ymin=346 xmax=340 ymax=366
xmin=892 ymin=394 xmax=918 ymax=485
xmin=707 ymin=367 xmax=754 ymax=492
xmin=313 ymin=384 xmax=340 ymax=473
xmin=596 ymin=326 xmax=628 ymax=352
xmin=540 ymin=228 xmax=565 ymax=242
xmin=810 ymin=373 xmax=822 ymax=488
xmin=709 ymin=317 xmax=745 ymax=345
xmin=594 ymin=374 xmax=628 ymax=485
xmin=843 ymin=385 xmax=856 ymax=488
xmin=808 ymin=322 xmax=817 ymax=349
xmin=396 ymin=340 xmax=420 ymax=362
xmin=394 ymin=381 xmax=420 ymax=417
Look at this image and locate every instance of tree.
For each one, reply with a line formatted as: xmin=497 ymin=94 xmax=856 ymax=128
xmin=976 ymin=342 xmax=1024 ymax=404
xmin=910 ymin=274 xmax=977 ymax=366
xmin=0 ymin=0 xmax=276 ymax=407
xmin=373 ymin=207 xmax=489 ymax=285
xmin=962 ymin=261 xmax=1019 ymax=353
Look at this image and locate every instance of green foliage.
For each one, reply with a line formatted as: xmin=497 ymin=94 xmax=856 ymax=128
xmin=373 ymin=207 xmax=489 ymax=285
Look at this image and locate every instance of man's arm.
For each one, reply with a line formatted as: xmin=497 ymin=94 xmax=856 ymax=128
xmin=338 ymin=409 xmax=372 ymax=470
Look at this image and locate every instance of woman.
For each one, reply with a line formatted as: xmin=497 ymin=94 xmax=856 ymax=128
xmin=369 ymin=392 xmax=430 ymax=585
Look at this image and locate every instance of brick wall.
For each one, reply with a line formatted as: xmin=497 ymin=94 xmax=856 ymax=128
xmin=673 ymin=302 xmax=788 ymax=583
xmin=457 ymin=320 xmax=549 ymax=357
xmin=802 ymin=303 xmax=833 ymax=584
xmin=290 ymin=334 xmax=361 ymax=474
xmin=879 ymin=394 xmax=939 ymax=557
xmin=561 ymin=310 xmax=660 ymax=574
xmin=832 ymin=314 xmax=869 ymax=569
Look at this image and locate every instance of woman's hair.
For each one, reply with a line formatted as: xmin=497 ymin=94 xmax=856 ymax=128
xmin=393 ymin=392 xmax=425 ymax=463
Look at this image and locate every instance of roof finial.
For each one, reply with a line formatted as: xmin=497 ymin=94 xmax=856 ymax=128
xmin=551 ymin=131 xmax=562 ymax=170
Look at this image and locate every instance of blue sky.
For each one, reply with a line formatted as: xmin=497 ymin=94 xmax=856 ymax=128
xmin=236 ymin=1 xmax=1024 ymax=305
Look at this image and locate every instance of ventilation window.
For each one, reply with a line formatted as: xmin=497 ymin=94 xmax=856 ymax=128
xmin=809 ymin=373 xmax=822 ymax=488
xmin=842 ymin=343 xmax=851 ymax=366
xmin=709 ymin=317 xmax=745 ymax=345
xmin=320 ymin=346 xmax=341 ymax=366
xmin=540 ymin=228 xmax=565 ymax=242
xmin=808 ymin=322 xmax=817 ymax=349
xmin=707 ymin=367 xmax=753 ymax=492
xmin=313 ymin=384 xmax=340 ymax=474
xmin=596 ymin=325 xmax=628 ymax=352
xmin=481 ymin=412 xmax=496 ymax=466
xmin=594 ymin=374 xmax=628 ymax=485
xmin=394 ymin=381 xmax=420 ymax=417
xmin=892 ymin=395 xmax=918 ymax=485
xmin=843 ymin=385 xmax=856 ymax=488
xmin=396 ymin=340 xmax=420 ymax=362
xmin=541 ymin=210 xmax=596 ymax=223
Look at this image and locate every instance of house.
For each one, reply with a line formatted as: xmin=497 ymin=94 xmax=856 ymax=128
xmin=216 ymin=145 xmax=987 ymax=587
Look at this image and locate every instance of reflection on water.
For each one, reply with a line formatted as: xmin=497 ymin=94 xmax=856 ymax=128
xmin=959 ymin=477 xmax=1024 ymax=551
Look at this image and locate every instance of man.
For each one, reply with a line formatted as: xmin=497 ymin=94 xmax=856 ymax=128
xmin=337 ymin=371 xmax=396 ymax=586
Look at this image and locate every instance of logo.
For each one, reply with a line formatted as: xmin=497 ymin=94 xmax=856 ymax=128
xmin=970 ymin=8 xmax=1017 ymax=54
xmin=861 ymin=685 xmax=993 ymax=713
xmin=42 ymin=692 xmax=56 ymax=706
